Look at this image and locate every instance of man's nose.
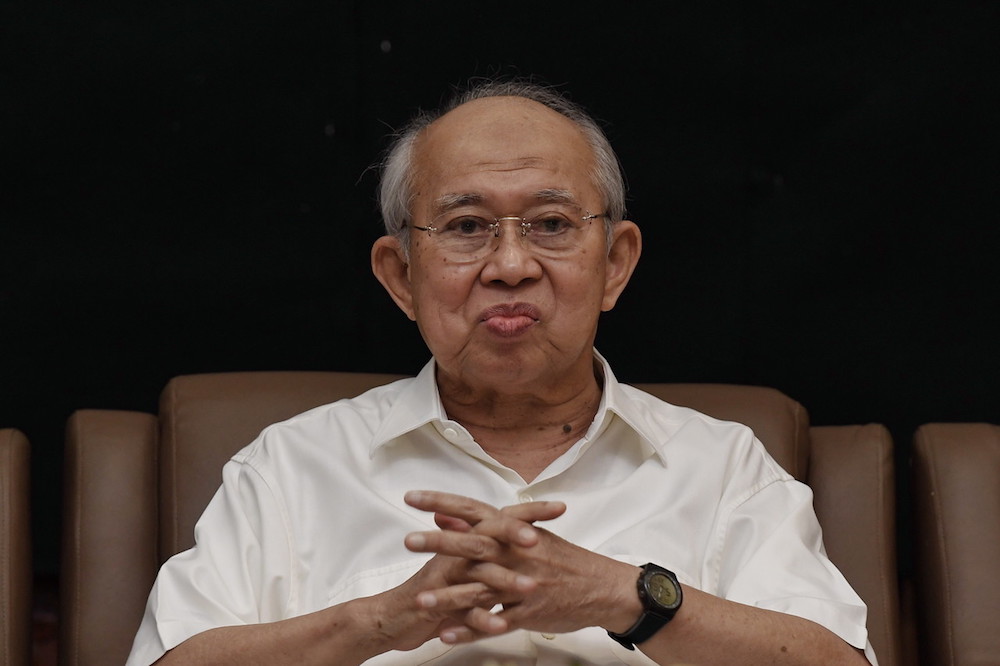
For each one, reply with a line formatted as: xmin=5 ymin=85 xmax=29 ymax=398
xmin=490 ymin=217 xmax=533 ymax=252
xmin=481 ymin=219 xmax=542 ymax=284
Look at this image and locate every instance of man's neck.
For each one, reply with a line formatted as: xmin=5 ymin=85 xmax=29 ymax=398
xmin=437 ymin=367 xmax=604 ymax=482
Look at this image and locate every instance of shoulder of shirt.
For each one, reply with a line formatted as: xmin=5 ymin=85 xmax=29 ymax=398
xmin=608 ymin=380 xmax=792 ymax=482
xmin=229 ymin=374 xmax=418 ymax=466
xmin=610 ymin=380 xmax=755 ymax=440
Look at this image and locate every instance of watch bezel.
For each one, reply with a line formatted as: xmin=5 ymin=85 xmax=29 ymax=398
xmin=642 ymin=569 xmax=682 ymax=612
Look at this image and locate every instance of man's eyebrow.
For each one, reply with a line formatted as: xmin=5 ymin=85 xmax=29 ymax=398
xmin=533 ymin=189 xmax=580 ymax=206
xmin=432 ymin=193 xmax=484 ymax=215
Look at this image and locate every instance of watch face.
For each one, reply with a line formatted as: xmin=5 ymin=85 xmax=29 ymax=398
xmin=647 ymin=572 xmax=680 ymax=608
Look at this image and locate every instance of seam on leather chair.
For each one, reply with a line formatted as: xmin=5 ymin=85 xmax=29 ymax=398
xmin=0 ymin=428 xmax=31 ymax=666
xmin=870 ymin=425 xmax=895 ymax=662
xmin=164 ymin=379 xmax=179 ymax=561
xmin=923 ymin=428 xmax=956 ymax=665
xmin=67 ymin=415 xmax=82 ymax=666
xmin=791 ymin=400 xmax=807 ymax=479
xmin=1 ymin=430 xmax=10 ymax=666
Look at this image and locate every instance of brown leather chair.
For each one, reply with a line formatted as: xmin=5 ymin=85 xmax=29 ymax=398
xmin=61 ymin=373 xmax=902 ymax=665
xmin=912 ymin=422 xmax=1000 ymax=666
xmin=1 ymin=428 xmax=32 ymax=666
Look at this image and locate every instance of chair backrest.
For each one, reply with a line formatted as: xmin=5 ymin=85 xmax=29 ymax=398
xmin=60 ymin=371 xmax=405 ymax=666
xmin=912 ymin=422 xmax=1000 ymax=665
xmin=1 ymin=428 xmax=32 ymax=666
xmin=61 ymin=373 xmax=900 ymax=665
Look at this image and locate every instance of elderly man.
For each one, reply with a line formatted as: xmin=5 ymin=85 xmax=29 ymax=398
xmin=127 ymin=80 xmax=876 ymax=665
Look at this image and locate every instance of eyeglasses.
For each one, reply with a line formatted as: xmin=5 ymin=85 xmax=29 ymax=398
xmin=409 ymin=208 xmax=607 ymax=263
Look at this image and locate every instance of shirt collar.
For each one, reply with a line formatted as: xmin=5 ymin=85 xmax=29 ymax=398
xmin=370 ymin=350 xmax=667 ymax=464
xmin=369 ymin=359 xmax=446 ymax=456
xmin=589 ymin=350 xmax=667 ymax=463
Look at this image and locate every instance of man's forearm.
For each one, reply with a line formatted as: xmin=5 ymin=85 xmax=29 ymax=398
xmin=152 ymin=596 xmax=389 ymax=666
xmin=637 ymin=585 xmax=871 ymax=666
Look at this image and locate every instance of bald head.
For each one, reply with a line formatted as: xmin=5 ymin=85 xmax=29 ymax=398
xmin=378 ymin=80 xmax=626 ymax=247
xmin=409 ymin=97 xmax=597 ymax=221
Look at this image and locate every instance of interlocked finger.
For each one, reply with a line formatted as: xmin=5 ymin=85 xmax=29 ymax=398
xmin=405 ymin=529 xmax=505 ymax=561
xmin=414 ymin=580 xmax=497 ymax=613
xmin=405 ymin=491 xmax=500 ymax=527
xmin=495 ymin=500 xmax=567 ymax=524
xmin=410 ymin=556 xmax=536 ymax=617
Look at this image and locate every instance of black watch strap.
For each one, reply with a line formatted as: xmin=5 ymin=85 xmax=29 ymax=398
xmin=608 ymin=563 xmax=682 ymax=650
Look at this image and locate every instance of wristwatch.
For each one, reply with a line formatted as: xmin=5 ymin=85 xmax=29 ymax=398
xmin=608 ymin=562 xmax=683 ymax=650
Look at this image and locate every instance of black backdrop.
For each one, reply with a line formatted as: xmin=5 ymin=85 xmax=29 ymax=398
xmin=3 ymin=2 xmax=998 ymax=577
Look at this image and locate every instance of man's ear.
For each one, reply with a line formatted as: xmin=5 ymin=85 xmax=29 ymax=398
xmin=371 ymin=235 xmax=416 ymax=321
xmin=601 ymin=220 xmax=642 ymax=312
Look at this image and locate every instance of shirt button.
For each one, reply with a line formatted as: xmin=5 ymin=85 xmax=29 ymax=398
xmin=519 ymin=492 xmax=534 ymax=503
xmin=541 ymin=633 xmax=556 ymax=640
xmin=442 ymin=427 xmax=459 ymax=441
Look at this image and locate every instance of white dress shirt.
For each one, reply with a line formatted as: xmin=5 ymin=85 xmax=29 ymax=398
xmin=127 ymin=352 xmax=877 ymax=665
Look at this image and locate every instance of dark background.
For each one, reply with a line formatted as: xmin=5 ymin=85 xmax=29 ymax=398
xmin=2 ymin=2 xmax=998 ymax=579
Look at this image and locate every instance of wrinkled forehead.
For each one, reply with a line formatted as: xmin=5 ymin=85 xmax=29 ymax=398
xmin=429 ymin=188 xmax=584 ymax=217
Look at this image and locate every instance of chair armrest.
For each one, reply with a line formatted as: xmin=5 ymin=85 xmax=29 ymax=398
xmin=1 ymin=428 xmax=31 ymax=666
xmin=61 ymin=409 xmax=158 ymax=666
xmin=810 ymin=424 xmax=902 ymax=666
xmin=913 ymin=423 xmax=1000 ymax=666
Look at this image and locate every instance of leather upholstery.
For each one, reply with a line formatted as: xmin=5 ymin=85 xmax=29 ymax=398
xmin=1 ymin=428 xmax=32 ymax=666
xmin=60 ymin=371 xmax=405 ymax=665
xmin=811 ymin=424 xmax=902 ymax=666
xmin=61 ymin=373 xmax=901 ymax=665
xmin=912 ymin=422 xmax=1000 ymax=665
xmin=61 ymin=411 xmax=158 ymax=666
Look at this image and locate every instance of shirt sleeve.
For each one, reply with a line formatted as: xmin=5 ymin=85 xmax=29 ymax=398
xmin=125 ymin=453 xmax=294 ymax=666
xmin=716 ymin=474 xmax=876 ymax=661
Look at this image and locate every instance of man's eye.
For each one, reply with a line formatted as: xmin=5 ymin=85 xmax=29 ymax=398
xmin=445 ymin=217 xmax=490 ymax=235
xmin=533 ymin=215 xmax=572 ymax=234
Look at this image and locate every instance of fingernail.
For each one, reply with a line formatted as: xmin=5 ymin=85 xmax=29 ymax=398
xmin=488 ymin=615 xmax=506 ymax=631
xmin=406 ymin=533 xmax=426 ymax=549
xmin=417 ymin=591 xmax=437 ymax=608
xmin=405 ymin=490 xmax=424 ymax=504
xmin=519 ymin=526 xmax=536 ymax=543
xmin=441 ymin=630 xmax=458 ymax=643
xmin=516 ymin=574 xmax=535 ymax=591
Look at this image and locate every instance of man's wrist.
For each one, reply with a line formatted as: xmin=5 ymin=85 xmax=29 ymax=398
xmin=337 ymin=593 xmax=401 ymax=660
xmin=604 ymin=564 xmax=646 ymax=634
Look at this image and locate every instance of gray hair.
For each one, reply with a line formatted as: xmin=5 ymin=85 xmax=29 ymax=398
xmin=377 ymin=79 xmax=627 ymax=252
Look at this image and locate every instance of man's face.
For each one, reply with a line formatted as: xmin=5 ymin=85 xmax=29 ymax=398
xmin=379 ymin=96 xmax=637 ymax=394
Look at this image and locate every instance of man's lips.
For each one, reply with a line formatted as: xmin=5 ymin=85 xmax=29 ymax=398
xmin=479 ymin=303 xmax=541 ymax=337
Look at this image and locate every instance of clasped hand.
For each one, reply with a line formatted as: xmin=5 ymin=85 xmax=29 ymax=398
xmin=386 ymin=490 xmax=635 ymax=649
